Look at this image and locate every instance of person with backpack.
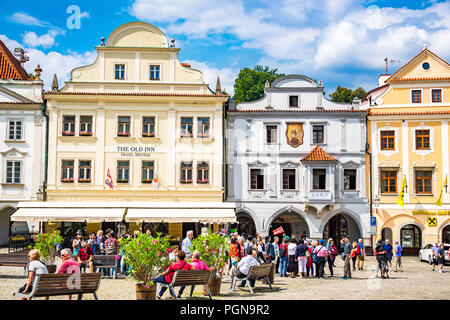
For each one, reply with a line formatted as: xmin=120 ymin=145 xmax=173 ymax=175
xmin=327 ymin=239 xmax=338 ymax=277
xmin=279 ymin=237 xmax=289 ymax=277
xmin=295 ymin=240 xmax=307 ymax=278
xmin=312 ymin=239 xmax=328 ymax=278
xmin=375 ymin=239 xmax=389 ymax=279
xmin=351 ymin=241 xmax=360 ymax=271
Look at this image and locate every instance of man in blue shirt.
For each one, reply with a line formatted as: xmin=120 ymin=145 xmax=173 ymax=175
xmin=357 ymin=238 xmax=364 ymax=271
xmin=181 ymin=230 xmax=194 ymax=257
xmin=384 ymin=240 xmax=393 ymax=271
xmin=393 ymin=241 xmax=402 ymax=272
xmin=432 ymin=242 xmax=440 ymax=271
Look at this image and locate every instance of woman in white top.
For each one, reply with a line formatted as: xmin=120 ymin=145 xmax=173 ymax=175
xmin=287 ymin=239 xmax=298 ymax=278
xmin=19 ymin=249 xmax=49 ymax=300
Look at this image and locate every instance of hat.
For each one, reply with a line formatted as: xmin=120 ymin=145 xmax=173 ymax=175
xmin=76 ymin=230 xmax=83 ymax=235
xmin=285 ymin=235 xmax=290 ymax=240
xmin=319 ymin=239 xmax=325 ymax=245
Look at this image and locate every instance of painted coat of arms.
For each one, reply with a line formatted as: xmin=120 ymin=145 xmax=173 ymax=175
xmin=286 ymin=122 xmax=304 ymax=148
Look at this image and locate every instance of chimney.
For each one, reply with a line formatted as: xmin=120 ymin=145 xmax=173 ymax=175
xmin=378 ymin=74 xmax=390 ymax=87
xmin=215 ymin=76 xmax=222 ymax=94
xmin=52 ymin=73 xmax=58 ymax=91
xmin=352 ymin=97 xmax=360 ymax=110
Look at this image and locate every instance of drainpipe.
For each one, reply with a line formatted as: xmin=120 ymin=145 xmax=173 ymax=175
xmin=365 ymin=116 xmax=374 ymax=256
xmin=42 ymin=99 xmax=49 ymax=201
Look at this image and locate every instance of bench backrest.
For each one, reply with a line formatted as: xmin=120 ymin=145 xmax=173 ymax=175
xmin=247 ymin=263 xmax=272 ymax=279
xmin=172 ymin=270 xmax=212 ymax=286
xmin=32 ymin=272 xmax=102 ymax=297
xmin=93 ymin=255 xmax=116 ymax=266
xmin=0 ymin=254 xmax=29 ymax=264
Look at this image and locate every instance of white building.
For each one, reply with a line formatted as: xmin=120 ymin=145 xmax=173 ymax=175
xmin=226 ymin=75 xmax=371 ymax=247
xmin=0 ymin=40 xmax=45 ymax=244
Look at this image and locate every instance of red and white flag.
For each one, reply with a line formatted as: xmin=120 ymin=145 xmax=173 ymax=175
xmin=273 ymin=226 xmax=284 ymax=235
xmin=105 ymin=169 xmax=113 ymax=189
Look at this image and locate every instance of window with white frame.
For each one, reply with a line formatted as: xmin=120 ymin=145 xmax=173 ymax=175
xmin=115 ymin=64 xmax=125 ymax=80
xmin=250 ymin=168 xmax=264 ymax=190
xmin=78 ymin=160 xmax=91 ymax=183
xmin=180 ymin=161 xmax=193 ymax=184
xmin=62 ymin=115 xmax=75 ymax=136
xmin=61 ymin=160 xmax=74 ymax=183
xmin=8 ymin=120 xmax=22 ymax=140
xmin=344 ymin=169 xmax=357 ymax=190
xmin=150 ymin=65 xmax=160 ymax=80
xmin=79 ymin=116 xmax=93 ymax=136
xmin=197 ymin=162 xmax=209 ymax=183
xmin=312 ymin=125 xmax=324 ymax=144
xmin=118 ymin=116 xmax=131 ymax=136
xmin=313 ymin=169 xmax=326 ymax=190
xmin=266 ymin=125 xmax=278 ymax=144
xmin=181 ymin=117 xmax=193 ymax=138
xmin=5 ymin=160 xmax=21 ymax=183
xmin=282 ymin=169 xmax=296 ymax=190
xmin=117 ymin=161 xmax=130 ymax=183
xmin=142 ymin=117 xmax=155 ymax=137
xmin=142 ymin=161 xmax=154 ymax=183
xmin=197 ymin=117 xmax=210 ymax=138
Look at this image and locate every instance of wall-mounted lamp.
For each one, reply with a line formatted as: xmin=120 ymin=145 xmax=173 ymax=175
xmin=373 ymin=196 xmax=380 ymax=213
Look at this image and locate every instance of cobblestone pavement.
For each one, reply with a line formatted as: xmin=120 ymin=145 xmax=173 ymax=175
xmin=1 ymin=255 xmax=449 ymax=300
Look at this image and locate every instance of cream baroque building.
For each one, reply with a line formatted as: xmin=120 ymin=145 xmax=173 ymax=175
xmin=12 ymin=22 xmax=235 ymax=241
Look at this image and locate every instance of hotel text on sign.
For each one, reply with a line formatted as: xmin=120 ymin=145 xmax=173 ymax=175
xmin=117 ymin=146 xmax=156 ymax=157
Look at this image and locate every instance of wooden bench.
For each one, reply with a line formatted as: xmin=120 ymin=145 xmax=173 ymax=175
xmin=160 ymin=269 xmax=213 ymax=300
xmin=0 ymin=253 xmax=29 ymax=276
xmin=14 ymin=272 xmax=102 ymax=300
xmin=231 ymin=263 xmax=273 ymax=294
xmin=92 ymin=255 xmax=117 ymax=279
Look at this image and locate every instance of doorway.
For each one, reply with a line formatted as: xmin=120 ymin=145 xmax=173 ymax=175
xmin=442 ymin=225 xmax=450 ymax=244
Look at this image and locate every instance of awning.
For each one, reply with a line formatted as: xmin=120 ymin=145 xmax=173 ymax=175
xmin=10 ymin=208 xmax=125 ymax=222
xmin=125 ymin=208 xmax=236 ymax=223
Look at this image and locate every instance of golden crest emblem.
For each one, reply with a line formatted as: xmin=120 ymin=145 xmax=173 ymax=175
xmin=286 ymin=122 xmax=304 ymax=148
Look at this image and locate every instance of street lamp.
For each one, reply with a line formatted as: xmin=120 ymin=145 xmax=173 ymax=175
xmin=373 ymin=196 xmax=380 ymax=213
xmin=36 ymin=187 xmax=44 ymax=201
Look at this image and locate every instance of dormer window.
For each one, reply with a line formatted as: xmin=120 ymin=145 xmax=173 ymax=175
xmin=289 ymin=96 xmax=299 ymax=107
xmin=150 ymin=65 xmax=160 ymax=80
xmin=115 ymin=64 xmax=125 ymax=80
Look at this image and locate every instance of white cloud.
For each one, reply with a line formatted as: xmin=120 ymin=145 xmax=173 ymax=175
xmin=0 ymin=34 xmax=96 ymax=90
xmin=8 ymin=12 xmax=51 ymax=27
xmin=22 ymin=29 xmax=66 ymax=49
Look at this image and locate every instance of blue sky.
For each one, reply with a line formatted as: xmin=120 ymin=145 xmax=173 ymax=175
xmin=0 ymin=0 xmax=449 ymax=96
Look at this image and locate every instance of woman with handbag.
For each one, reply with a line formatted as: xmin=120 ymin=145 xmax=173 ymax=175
xmin=287 ymin=238 xmax=298 ymax=278
xmin=312 ymin=240 xmax=328 ymax=278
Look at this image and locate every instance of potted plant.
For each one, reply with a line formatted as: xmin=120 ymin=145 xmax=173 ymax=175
xmin=118 ymin=132 xmax=130 ymax=137
xmin=29 ymin=230 xmax=63 ymax=273
xmin=79 ymin=131 xmax=92 ymax=136
xmin=142 ymin=132 xmax=155 ymax=137
xmin=190 ymin=231 xmax=229 ymax=296
xmin=142 ymin=179 xmax=153 ymax=184
xmin=78 ymin=178 xmax=91 ymax=183
xmin=119 ymin=233 xmax=171 ymax=300
xmin=62 ymin=130 xmax=75 ymax=136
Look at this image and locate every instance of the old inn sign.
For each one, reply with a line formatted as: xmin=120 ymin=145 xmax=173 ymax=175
xmin=117 ymin=146 xmax=157 ymax=157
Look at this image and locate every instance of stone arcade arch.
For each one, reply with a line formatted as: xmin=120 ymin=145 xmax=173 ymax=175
xmin=0 ymin=206 xmax=17 ymax=246
xmin=267 ymin=209 xmax=311 ymax=239
xmin=322 ymin=212 xmax=362 ymax=246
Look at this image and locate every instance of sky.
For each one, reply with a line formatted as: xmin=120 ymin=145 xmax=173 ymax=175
xmin=0 ymin=0 xmax=449 ymax=96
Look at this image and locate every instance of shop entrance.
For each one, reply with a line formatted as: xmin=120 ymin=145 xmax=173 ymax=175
xmin=442 ymin=225 xmax=450 ymax=244
xmin=400 ymin=224 xmax=422 ymax=256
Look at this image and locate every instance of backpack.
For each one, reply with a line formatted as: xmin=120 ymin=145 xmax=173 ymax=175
xmin=279 ymin=244 xmax=286 ymax=258
xmin=312 ymin=246 xmax=323 ymax=264
xmin=105 ymin=238 xmax=117 ymax=255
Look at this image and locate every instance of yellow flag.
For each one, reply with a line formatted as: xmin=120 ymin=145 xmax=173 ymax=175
xmin=397 ymin=176 xmax=407 ymax=207
xmin=436 ymin=175 xmax=447 ymax=206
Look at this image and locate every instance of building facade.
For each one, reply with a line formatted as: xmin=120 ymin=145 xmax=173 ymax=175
xmin=0 ymin=40 xmax=45 ymax=244
xmin=226 ymin=75 xmax=370 ymax=247
xmin=364 ymin=48 xmax=450 ymax=255
xmin=11 ymin=22 xmax=235 ymax=243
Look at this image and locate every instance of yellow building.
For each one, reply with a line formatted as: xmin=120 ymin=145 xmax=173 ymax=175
xmin=364 ymin=47 xmax=450 ymax=255
xmin=11 ymin=22 xmax=235 ymax=242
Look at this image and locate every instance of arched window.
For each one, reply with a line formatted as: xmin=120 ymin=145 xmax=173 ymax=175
xmin=400 ymin=224 xmax=421 ymax=248
xmin=381 ymin=227 xmax=393 ymax=243
xmin=442 ymin=225 xmax=450 ymax=244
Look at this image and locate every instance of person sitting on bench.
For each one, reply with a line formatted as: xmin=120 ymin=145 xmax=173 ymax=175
xmin=77 ymin=241 xmax=94 ymax=273
xmin=229 ymin=248 xmax=260 ymax=290
xmin=18 ymin=249 xmax=49 ymax=300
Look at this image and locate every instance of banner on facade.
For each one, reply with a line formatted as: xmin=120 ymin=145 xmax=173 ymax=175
xmin=436 ymin=175 xmax=447 ymax=206
xmin=273 ymin=226 xmax=284 ymax=235
xmin=286 ymin=123 xmax=304 ymax=148
xmin=105 ymin=169 xmax=113 ymax=189
xmin=397 ymin=176 xmax=406 ymax=207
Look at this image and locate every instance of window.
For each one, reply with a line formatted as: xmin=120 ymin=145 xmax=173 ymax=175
xmin=115 ymin=64 xmax=125 ymax=80
xmin=5 ymin=161 xmax=21 ymax=184
xmin=380 ymin=170 xmax=397 ymax=193
xmin=142 ymin=117 xmax=155 ymax=137
xmin=118 ymin=116 xmax=131 ymax=136
xmin=380 ymin=130 xmax=395 ymax=150
xmin=150 ymin=65 xmax=160 ymax=80
xmin=180 ymin=162 xmax=193 ymax=184
xmin=197 ymin=117 xmax=210 ymax=138
xmin=180 ymin=117 xmax=193 ymax=138
xmin=117 ymin=161 xmax=130 ymax=183
xmin=62 ymin=115 xmax=75 ymax=136
xmin=415 ymin=170 xmax=432 ymax=194
xmin=266 ymin=125 xmax=278 ymax=144
xmin=344 ymin=169 xmax=357 ymax=190
xmin=8 ymin=120 xmax=22 ymax=140
xmin=289 ymin=96 xmax=299 ymax=107
xmin=313 ymin=169 xmax=326 ymax=190
xmin=282 ymin=169 xmax=296 ymax=190
xmin=415 ymin=130 xmax=430 ymax=150
xmin=61 ymin=160 xmax=74 ymax=183
xmin=312 ymin=125 xmax=324 ymax=144
xmin=142 ymin=161 xmax=154 ymax=183
xmin=250 ymin=169 xmax=264 ymax=190
xmin=78 ymin=160 xmax=91 ymax=183
xmin=432 ymin=89 xmax=442 ymax=103
xmin=412 ymin=90 xmax=422 ymax=103
xmin=197 ymin=162 xmax=209 ymax=184
xmin=79 ymin=116 xmax=93 ymax=136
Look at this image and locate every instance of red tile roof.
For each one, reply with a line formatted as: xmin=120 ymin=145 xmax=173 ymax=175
xmin=389 ymin=76 xmax=450 ymax=82
xmin=369 ymin=110 xmax=450 ymax=116
xmin=229 ymin=109 xmax=366 ymax=113
xmin=0 ymin=40 xmax=29 ymax=80
xmin=44 ymin=91 xmax=229 ymax=98
xmin=301 ymin=145 xmax=338 ymax=162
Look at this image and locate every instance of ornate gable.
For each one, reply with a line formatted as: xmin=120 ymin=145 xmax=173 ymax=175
xmin=1 ymin=147 xmax=27 ymax=158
